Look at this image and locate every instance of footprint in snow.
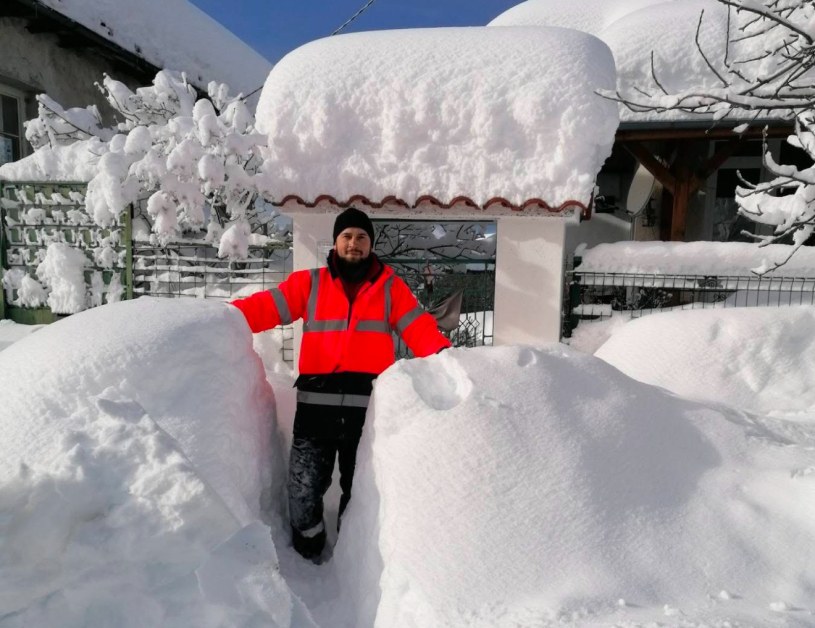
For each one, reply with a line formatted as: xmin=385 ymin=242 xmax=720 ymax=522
xmin=517 ymin=347 xmax=539 ymax=367
xmin=407 ymin=354 xmax=473 ymax=411
xmin=95 ymin=388 xmax=147 ymax=421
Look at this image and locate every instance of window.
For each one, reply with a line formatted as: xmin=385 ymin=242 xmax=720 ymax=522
xmin=0 ymin=86 xmax=25 ymax=166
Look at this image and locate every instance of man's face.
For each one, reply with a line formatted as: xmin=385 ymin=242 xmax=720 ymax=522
xmin=334 ymin=227 xmax=372 ymax=263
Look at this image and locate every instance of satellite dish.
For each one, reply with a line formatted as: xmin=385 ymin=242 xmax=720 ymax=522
xmin=625 ymin=163 xmax=656 ymax=216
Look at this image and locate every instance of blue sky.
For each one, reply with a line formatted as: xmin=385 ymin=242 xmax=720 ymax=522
xmin=188 ymin=0 xmax=522 ymax=63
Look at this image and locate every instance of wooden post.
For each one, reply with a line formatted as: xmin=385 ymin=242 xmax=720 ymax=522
xmin=659 ymin=186 xmax=673 ymax=241
xmin=0 ymin=182 xmax=5 ymax=320
xmin=625 ymin=137 xmax=745 ymax=241
xmin=671 ymin=176 xmax=690 ymax=241
xmin=124 ymin=203 xmax=134 ymax=300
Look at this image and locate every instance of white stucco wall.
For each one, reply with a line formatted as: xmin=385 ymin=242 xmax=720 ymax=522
xmin=0 ymin=17 xmax=144 ymax=127
xmin=494 ymin=217 xmax=567 ymax=346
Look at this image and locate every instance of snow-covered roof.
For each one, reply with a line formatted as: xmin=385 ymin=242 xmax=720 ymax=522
xmin=255 ymin=26 xmax=618 ymax=216
xmin=488 ymin=0 xmax=754 ymax=125
xmin=489 ymin=0 xmax=665 ymax=37
xmin=34 ymin=0 xmax=272 ymax=96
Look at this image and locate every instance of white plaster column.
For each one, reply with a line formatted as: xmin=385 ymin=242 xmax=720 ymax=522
xmin=290 ymin=212 xmax=336 ymax=371
xmin=493 ymin=217 xmax=566 ymax=346
xmin=292 ymin=213 xmax=335 ymax=271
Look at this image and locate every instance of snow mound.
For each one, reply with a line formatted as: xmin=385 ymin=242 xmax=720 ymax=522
xmin=596 ymin=306 xmax=815 ymax=419
xmin=0 ymin=320 xmax=44 ymax=352
xmin=334 ymin=345 xmax=815 ymax=626
xmin=0 ymin=298 xmax=314 ymax=627
xmin=256 ymin=26 xmax=617 ymax=208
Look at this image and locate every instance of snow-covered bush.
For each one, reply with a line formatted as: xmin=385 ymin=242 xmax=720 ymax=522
xmin=24 ymin=95 xmax=113 ymax=148
xmin=35 ymin=243 xmax=89 ymax=314
xmin=15 ymin=70 xmax=288 ymax=258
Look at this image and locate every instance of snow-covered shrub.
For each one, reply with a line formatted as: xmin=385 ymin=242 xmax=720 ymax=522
xmin=2 ymin=268 xmax=49 ymax=309
xmin=24 ymin=95 xmax=112 ymax=149
xmin=13 ymin=70 xmax=289 ymax=258
xmin=36 ymin=243 xmax=89 ymax=314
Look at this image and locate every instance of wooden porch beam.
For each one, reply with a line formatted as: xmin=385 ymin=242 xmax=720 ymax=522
xmin=694 ymin=137 xmax=743 ymax=188
xmin=616 ymin=125 xmax=793 ymax=142
xmin=622 ymin=142 xmax=676 ymax=194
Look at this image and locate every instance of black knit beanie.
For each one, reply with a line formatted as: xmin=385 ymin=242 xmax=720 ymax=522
xmin=332 ymin=207 xmax=375 ymax=243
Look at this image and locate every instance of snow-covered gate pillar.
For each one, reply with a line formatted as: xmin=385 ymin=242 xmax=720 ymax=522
xmin=494 ymin=217 xmax=566 ymax=346
xmin=257 ymin=25 xmax=618 ymax=354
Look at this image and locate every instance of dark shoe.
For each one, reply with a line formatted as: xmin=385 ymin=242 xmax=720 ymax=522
xmin=292 ymin=526 xmax=326 ymax=562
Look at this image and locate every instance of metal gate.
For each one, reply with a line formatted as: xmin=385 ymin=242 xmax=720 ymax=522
xmin=373 ymin=219 xmax=496 ymax=355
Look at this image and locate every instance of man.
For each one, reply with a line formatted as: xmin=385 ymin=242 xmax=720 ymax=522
xmin=231 ymin=207 xmax=451 ymax=560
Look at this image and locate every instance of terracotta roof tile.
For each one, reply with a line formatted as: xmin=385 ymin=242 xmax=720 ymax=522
xmin=274 ymin=195 xmax=590 ymax=219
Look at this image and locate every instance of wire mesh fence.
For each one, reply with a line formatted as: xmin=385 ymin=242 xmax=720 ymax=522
xmin=132 ymin=242 xmax=294 ymax=362
xmin=563 ymin=269 xmax=815 ymax=337
xmin=132 ymin=244 xmax=290 ymax=299
xmin=1 ymin=181 xmax=129 ymax=321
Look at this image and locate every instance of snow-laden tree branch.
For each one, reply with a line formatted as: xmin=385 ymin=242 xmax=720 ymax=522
xmin=21 ymin=70 xmax=288 ymax=258
xmin=25 ymin=96 xmax=113 ymax=148
xmin=373 ymin=222 xmax=495 ymax=261
xmin=604 ymin=0 xmax=815 ymax=272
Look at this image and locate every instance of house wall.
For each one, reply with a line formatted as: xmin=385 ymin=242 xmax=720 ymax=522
xmin=0 ymin=16 xmax=144 ymax=148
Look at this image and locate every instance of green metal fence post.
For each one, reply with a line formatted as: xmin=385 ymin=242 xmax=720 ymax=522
xmin=0 ymin=181 xmax=5 ymax=320
xmin=125 ymin=204 xmax=134 ymax=300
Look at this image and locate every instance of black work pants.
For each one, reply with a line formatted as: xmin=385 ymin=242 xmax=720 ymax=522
xmin=287 ymin=401 xmax=366 ymax=538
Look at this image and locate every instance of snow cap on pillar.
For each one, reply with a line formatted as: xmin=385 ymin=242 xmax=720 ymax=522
xmin=256 ymin=26 xmax=619 ymax=218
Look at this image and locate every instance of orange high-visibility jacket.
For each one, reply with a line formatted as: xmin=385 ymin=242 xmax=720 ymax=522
xmin=231 ymin=264 xmax=451 ymax=376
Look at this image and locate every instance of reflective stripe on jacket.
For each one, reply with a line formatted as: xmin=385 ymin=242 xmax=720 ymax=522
xmin=231 ymin=262 xmax=451 ymax=376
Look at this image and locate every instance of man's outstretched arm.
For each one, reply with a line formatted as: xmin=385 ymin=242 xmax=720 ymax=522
xmin=230 ymin=271 xmax=311 ymax=333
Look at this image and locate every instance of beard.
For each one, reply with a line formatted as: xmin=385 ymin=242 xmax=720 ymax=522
xmin=335 ymin=252 xmax=372 ymax=282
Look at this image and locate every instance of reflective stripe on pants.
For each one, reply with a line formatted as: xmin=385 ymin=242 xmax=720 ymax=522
xmin=296 ymin=390 xmax=371 ymax=408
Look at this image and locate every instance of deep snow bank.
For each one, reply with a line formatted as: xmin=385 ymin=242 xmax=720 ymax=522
xmin=334 ymin=345 xmax=815 ymax=626
xmin=0 ymin=298 xmax=313 ymax=627
xmin=0 ymin=320 xmax=44 ymax=352
xmin=595 ymin=306 xmax=815 ymax=418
